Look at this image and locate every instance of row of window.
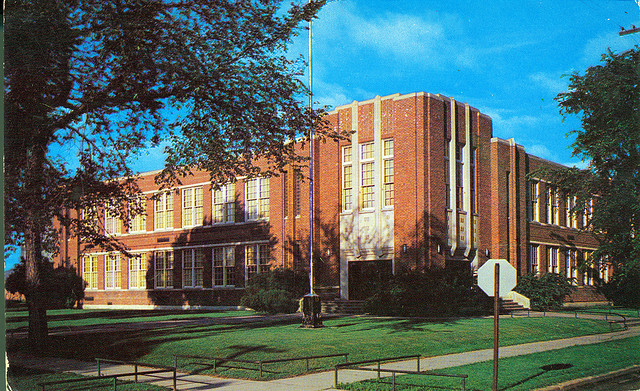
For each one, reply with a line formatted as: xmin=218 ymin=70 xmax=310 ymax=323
xmin=342 ymin=139 xmax=394 ymax=211
xmin=85 ymin=178 xmax=271 ymax=235
xmin=81 ymin=244 xmax=270 ymax=290
xmin=528 ymin=181 xmax=593 ymax=228
xmin=529 ymin=244 xmax=607 ymax=285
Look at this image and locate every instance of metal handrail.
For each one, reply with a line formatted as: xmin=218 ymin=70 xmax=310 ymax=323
xmin=335 ymin=361 xmax=468 ymax=391
xmin=39 ymin=367 xmax=177 ymax=391
xmin=175 ymin=352 xmax=348 ymax=377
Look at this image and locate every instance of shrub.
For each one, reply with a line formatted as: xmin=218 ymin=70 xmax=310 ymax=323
xmin=601 ymin=265 xmax=640 ymax=308
xmin=240 ymin=268 xmax=309 ymax=314
xmin=362 ymin=267 xmax=490 ymax=317
xmin=514 ymin=273 xmax=574 ymax=311
xmin=5 ymin=259 xmax=85 ymax=309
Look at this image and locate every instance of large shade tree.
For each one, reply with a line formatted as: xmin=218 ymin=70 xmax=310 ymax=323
xmin=544 ymin=47 xmax=640 ymax=305
xmin=5 ymin=0 xmax=327 ymax=349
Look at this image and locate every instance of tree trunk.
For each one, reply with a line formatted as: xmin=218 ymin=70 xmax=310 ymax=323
xmin=24 ymin=146 xmax=48 ymax=351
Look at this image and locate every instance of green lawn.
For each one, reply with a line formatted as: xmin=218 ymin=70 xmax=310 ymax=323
xmin=7 ymin=312 xmax=618 ymax=380
xmin=5 ymin=308 xmax=257 ymax=331
xmin=7 ymin=365 xmax=168 ymax=391
xmin=564 ymin=305 xmax=640 ymax=319
xmin=340 ymin=335 xmax=640 ymax=390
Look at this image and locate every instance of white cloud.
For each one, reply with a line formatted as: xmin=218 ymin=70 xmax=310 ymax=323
xmin=525 ymin=144 xmax=553 ymax=160
xmin=580 ymin=31 xmax=637 ymax=67
xmin=315 ymin=1 xmax=473 ymax=69
xmin=529 ymin=72 xmax=570 ymax=94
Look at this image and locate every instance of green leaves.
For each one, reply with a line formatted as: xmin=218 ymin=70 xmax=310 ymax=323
xmin=545 ymin=47 xmax=640 ymax=305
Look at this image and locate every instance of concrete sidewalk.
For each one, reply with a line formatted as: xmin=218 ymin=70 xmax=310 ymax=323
xmin=9 ymin=324 xmax=640 ymax=390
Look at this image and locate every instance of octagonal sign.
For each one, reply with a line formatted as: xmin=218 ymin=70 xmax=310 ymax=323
xmin=477 ymin=259 xmax=517 ymax=297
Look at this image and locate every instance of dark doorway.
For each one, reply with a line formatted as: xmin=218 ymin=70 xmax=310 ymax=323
xmin=348 ymin=260 xmax=393 ymax=300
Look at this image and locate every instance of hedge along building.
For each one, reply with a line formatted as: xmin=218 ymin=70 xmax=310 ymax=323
xmin=53 ymin=92 xmax=605 ymax=309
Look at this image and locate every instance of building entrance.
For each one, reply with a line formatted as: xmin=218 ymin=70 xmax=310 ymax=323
xmin=348 ymin=260 xmax=392 ymax=300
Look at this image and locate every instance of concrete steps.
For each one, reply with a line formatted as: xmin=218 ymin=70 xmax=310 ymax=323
xmin=501 ymin=298 xmax=527 ymax=313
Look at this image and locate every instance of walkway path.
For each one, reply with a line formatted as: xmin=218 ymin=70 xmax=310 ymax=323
xmin=8 ymin=314 xmax=640 ymax=390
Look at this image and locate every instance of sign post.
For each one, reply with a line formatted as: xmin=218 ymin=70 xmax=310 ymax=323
xmin=478 ymin=259 xmax=517 ymax=391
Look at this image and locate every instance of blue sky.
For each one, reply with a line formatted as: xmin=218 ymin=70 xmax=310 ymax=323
xmin=5 ymin=0 xmax=639 ymax=272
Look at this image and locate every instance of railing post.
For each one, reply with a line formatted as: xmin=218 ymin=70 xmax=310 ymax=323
xmin=174 ymin=355 xmax=178 ymax=369
xmin=334 ymin=366 xmax=338 ymax=388
xmin=392 ymin=372 xmax=396 ymax=391
xmin=462 ymin=376 xmax=466 ymax=391
xmin=344 ymin=353 xmax=348 ymax=364
xmin=97 ymin=359 xmax=101 ymax=377
xmin=173 ymin=368 xmax=177 ymax=391
xmin=306 ymin=357 xmax=309 ymax=372
xmin=113 ymin=377 xmax=117 ymax=391
xmin=416 ymin=356 xmax=420 ymax=372
xmin=135 ymin=364 xmax=138 ymax=383
xmin=213 ymin=358 xmax=217 ymax=374
xmin=259 ymin=361 xmax=263 ymax=377
xmin=377 ymin=361 xmax=381 ymax=379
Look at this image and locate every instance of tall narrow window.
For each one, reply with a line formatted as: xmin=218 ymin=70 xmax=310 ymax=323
xmin=566 ymin=249 xmax=578 ymax=284
xmin=456 ymin=144 xmax=464 ymax=211
xmin=182 ymin=248 xmax=204 ymax=288
xmin=528 ymin=181 xmax=539 ymax=222
xmin=105 ymin=202 xmax=121 ymax=235
xmin=154 ymin=250 xmax=174 ymax=288
xmin=445 ymin=140 xmax=451 ymax=210
xmin=470 ymin=147 xmax=476 ymax=214
xmin=547 ymin=246 xmax=558 ymax=274
xmin=360 ymin=142 xmax=375 ymax=209
xmin=182 ymin=187 xmax=203 ymax=228
xmin=129 ymin=195 xmax=147 ymax=233
xmin=82 ymin=255 xmax=98 ymax=290
xmin=128 ymin=254 xmax=147 ymax=289
xmin=246 ymin=177 xmax=269 ymax=220
xmin=294 ymin=171 xmax=302 ymax=217
xmin=82 ymin=205 xmax=100 ymax=238
xmin=154 ymin=191 xmax=173 ymax=230
xmin=529 ymin=244 xmax=539 ymax=275
xmin=546 ymin=187 xmax=557 ymax=225
xmin=283 ymin=172 xmax=289 ymax=218
xmin=213 ymin=246 xmax=235 ymax=287
xmin=105 ymin=253 xmax=121 ymax=289
xmin=246 ymin=244 xmax=270 ymax=281
xmin=342 ymin=146 xmax=353 ymax=211
xmin=213 ymin=184 xmax=235 ymax=224
xmin=383 ymin=139 xmax=394 ymax=207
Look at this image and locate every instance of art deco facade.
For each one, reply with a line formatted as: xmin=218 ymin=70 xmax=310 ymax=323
xmin=53 ymin=92 xmax=605 ymax=308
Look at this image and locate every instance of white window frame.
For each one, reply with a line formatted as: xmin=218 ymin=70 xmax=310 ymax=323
xmin=547 ymin=246 xmax=559 ymax=274
xmin=213 ymin=183 xmax=235 ymax=224
xmin=128 ymin=253 xmax=147 ymax=290
xmin=528 ymin=181 xmax=539 ymax=222
xmin=154 ymin=191 xmax=174 ymax=231
xmin=246 ymin=177 xmax=270 ymax=221
xmin=82 ymin=255 xmax=98 ymax=290
xmin=529 ymin=244 xmax=540 ymax=275
xmin=154 ymin=250 xmax=174 ymax=289
xmin=360 ymin=142 xmax=375 ymax=209
xmin=342 ymin=146 xmax=353 ymax=212
xmin=182 ymin=186 xmax=203 ymax=228
xmin=382 ymin=139 xmax=394 ymax=208
xmin=213 ymin=246 xmax=236 ymax=287
xmin=129 ymin=195 xmax=147 ymax=233
xmin=104 ymin=202 xmax=121 ymax=236
xmin=105 ymin=253 xmax=121 ymax=290
xmin=245 ymin=244 xmax=270 ymax=281
xmin=182 ymin=248 xmax=204 ymax=288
